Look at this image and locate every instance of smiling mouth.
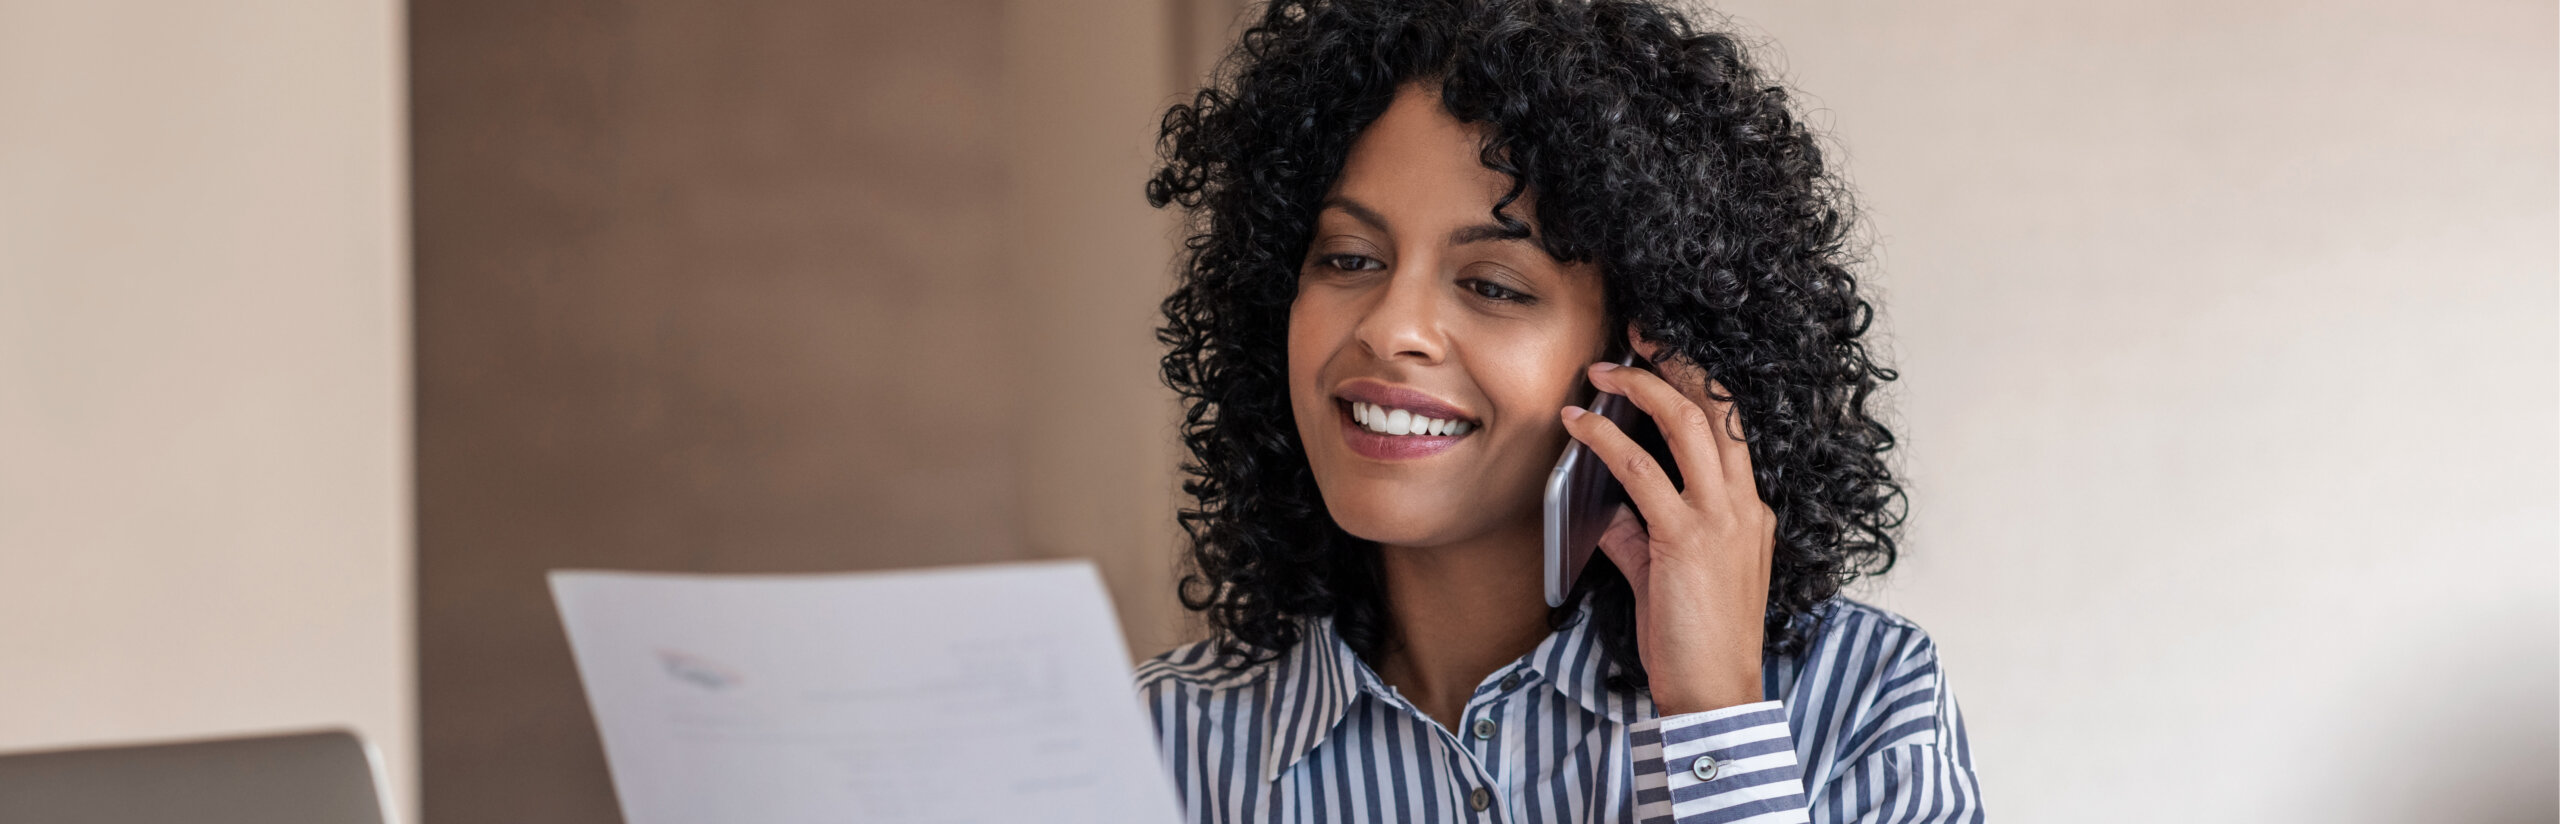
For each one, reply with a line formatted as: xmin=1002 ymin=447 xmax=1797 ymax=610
xmin=1341 ymin=400 xmax=1476 ymax=437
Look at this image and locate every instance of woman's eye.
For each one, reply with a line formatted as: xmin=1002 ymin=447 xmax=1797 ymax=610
xmin=1462 ymin=278 xmax=1532 ymax=303
xmin=1319 ymin=254 xmax=1383 ymax=272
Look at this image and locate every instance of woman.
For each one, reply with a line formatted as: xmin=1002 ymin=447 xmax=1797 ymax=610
xmin=1137 ymin=2 xmax=1983 ymax=822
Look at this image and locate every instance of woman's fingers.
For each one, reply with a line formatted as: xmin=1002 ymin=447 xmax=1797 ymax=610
xmin=1691 ymin=378 xmax=1774 ymax=573
xmin=1587 ymin=361 xmax=1725 ymax=503
xmin=1698 ymin=379 xmax=1757 ymax=497
xmin=1561 ymin=404 xmax=1690 ymax=530
xmin=1594 ymin=503 xmax=1650 ymax=581
xmin=1624 ymin=333 xmax=1761 ymax=508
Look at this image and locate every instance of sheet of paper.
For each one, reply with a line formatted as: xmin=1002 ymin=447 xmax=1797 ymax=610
xmin=550 ymin=561 xmax=1183 ymax=824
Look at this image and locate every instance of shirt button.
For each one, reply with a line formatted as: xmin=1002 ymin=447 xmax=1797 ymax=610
xmin=1471 ymin=717 xmax=1497 ymax=740
xmin=1499 ymin=673 xmax=1522 ymax=691
xmin=1691 ymin=755 xmax=1723 ymax=781
xmin=1469 ymin=787 xmax=1492 ymax=812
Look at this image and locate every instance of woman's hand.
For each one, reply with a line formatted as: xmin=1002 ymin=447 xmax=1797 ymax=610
xmin=1558 ymin=338 xmax=1776 ymax=716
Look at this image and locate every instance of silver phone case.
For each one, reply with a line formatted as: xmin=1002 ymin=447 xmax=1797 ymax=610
xmin=1542 ymin=442 xmax=1600 ymax=607
xmin=1542 ymin=355 xmax=1649 ymax=607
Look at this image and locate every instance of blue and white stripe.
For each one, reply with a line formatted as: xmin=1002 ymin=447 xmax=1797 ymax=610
xmin=1135 ymin=597 xmax=1984 ymax=823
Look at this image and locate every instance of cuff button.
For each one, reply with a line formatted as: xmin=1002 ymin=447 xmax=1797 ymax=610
xmin=1690 ymin=755 xmax=1723 ymax=781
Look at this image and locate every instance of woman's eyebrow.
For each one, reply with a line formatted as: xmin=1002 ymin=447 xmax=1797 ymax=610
xmin=1448 ymin=221 xmax=1532 ymax=247
xmin=1321 ymin=196 xmax=1393 ymax=234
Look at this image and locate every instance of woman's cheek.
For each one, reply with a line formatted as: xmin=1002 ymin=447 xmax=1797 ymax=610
xmin=1282 ymin=300 xmax=1335 ymax=446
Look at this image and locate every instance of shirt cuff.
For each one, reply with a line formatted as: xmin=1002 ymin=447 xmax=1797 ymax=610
xmin=1629 ymin=700 xmax=1810 ymax=824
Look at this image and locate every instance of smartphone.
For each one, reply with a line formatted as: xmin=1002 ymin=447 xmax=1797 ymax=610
xmin=1541 ymin=352 xmax=1680 ymax=607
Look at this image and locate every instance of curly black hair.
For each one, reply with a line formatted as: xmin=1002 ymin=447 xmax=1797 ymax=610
xmin=1147 ymin=0 xmax=1904 ymax=689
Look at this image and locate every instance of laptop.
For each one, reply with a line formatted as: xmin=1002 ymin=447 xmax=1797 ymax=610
xmin=0 ymin=729 xmax=395 ymax=824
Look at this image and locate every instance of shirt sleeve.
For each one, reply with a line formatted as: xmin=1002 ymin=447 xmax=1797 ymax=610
xmin=1813 ymin=744 xmax=1984 ymax=823
xmin=1628 ymin=700 xmax=1812 ymax=824
xmin=1807 ymin=677 xmax=1985 ymax=824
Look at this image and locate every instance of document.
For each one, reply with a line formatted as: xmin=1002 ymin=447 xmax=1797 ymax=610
xmin=550 ymin=561 xmax=1183 ymax=824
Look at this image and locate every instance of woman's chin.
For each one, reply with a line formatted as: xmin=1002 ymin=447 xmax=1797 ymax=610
xmin=1326 ymin=504 xmax=1505 ymax=551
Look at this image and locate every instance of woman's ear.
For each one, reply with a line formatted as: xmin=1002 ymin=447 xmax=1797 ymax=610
xmin=1626 ymin=324 xmax=1665 ymax=363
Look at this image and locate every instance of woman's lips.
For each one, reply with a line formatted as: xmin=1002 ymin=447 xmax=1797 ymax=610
xmin=1336 ymin=400 xmax=1470 ymax=461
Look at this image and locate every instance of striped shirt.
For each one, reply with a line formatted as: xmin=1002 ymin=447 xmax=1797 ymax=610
xmin=1134 ymin=597 xmax=1984 ymax=824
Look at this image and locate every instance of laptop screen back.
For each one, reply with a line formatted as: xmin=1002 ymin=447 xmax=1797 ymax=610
xmin=0 ymin=730 xmax=391 ymax=824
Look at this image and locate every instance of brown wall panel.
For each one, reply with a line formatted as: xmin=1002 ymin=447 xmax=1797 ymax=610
xmin=414 ymin=2 xmax=1016 ymax=820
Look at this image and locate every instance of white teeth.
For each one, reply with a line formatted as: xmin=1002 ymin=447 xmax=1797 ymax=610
xmin=1351 ymin=402 xmax=1474 ymax=437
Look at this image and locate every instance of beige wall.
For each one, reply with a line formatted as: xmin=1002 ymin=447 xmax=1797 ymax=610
xmin=412 ymin=1 xmax=1194 ymax=820
xmin=1707 ymin=0 xmax=2557 ymax=820
xmin=1004 ymin=0 xmax=1215 ymax=660
xmin=0 ymin=0 xmax=412 ymax=817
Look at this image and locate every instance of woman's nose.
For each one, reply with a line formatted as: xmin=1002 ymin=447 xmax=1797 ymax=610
xmin=1352 ymin=267 xmax=1446 ymax=364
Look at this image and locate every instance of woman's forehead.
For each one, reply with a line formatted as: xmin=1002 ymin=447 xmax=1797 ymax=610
xmin=1327 ymin=83 xmax=1542 ymax=236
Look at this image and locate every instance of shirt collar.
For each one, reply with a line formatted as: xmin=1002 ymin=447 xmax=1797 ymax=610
xmin=1528 ymin=602 xmax=1651 ymax=726
xmin=1258 ymin=601 xmax=1645 ymax=783
xmin=1255 ymin=615 xmax=1365 ymax=784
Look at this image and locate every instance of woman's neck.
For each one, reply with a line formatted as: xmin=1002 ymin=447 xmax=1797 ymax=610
xmin=1371 ymin=513 xmax=1554 ymax=734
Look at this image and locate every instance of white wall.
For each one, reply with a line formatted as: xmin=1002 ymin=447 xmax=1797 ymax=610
xmin=1704 ymin=1 xmax=2557 ymax=820
xmin=0 ymin=0 xmax=411 ymax=817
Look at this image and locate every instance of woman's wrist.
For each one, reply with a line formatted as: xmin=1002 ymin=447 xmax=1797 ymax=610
xmin=1652 ymin=665 xmax=1766 ymax=717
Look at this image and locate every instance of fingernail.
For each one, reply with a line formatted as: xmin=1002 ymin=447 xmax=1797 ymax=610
xmin=1561 ymin=406 xmax=1587 ymax=421
xmin=1590 ymin=361 xmax=1618 ymax=372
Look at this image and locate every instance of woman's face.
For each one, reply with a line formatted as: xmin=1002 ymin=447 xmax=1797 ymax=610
xmin=1289 ymin=83 xmax=1611 ymax=550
